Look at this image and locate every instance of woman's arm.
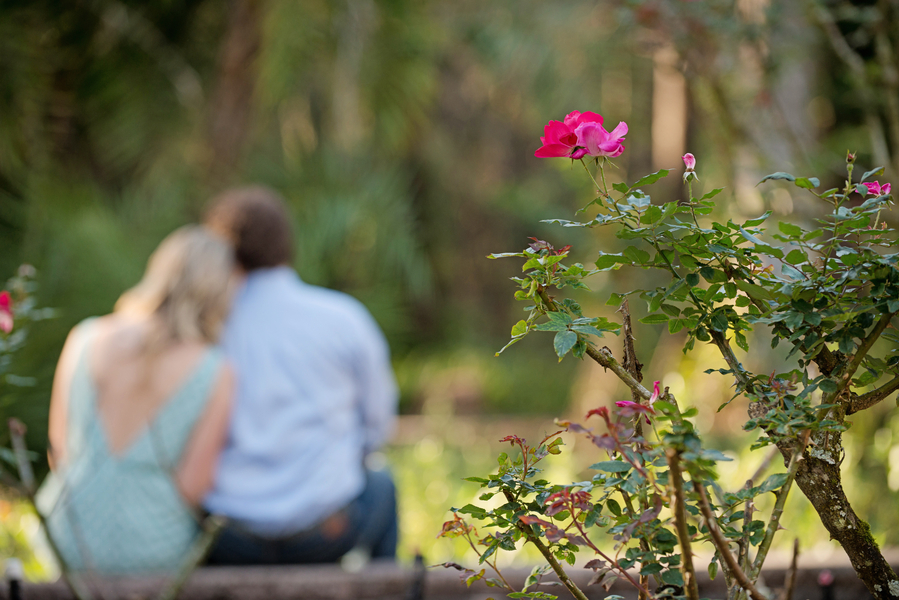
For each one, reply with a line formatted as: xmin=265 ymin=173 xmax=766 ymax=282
xmin=47 ymin=325 xmax=90 ymax=469
xmin=175 ymin=362 xmax=234 ymax=507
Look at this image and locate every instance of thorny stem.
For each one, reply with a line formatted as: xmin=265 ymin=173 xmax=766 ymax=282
xmin=579 ymin=158 xmax=604 ymax=198
xmin=665 ymin=448 xmax=700 ymax=600
xmin=504 ymin=491 xmax=590 ymax=600
xmin=461 ymin=525 xmax=516 ymax=592
xmin=693 ymin=482 xmax=769 ymax=600
xmin=749 ymin=430 xmax=811 ymax=580
xmin=711 ymin=331 xmax=756 ymax=393
xmin=537 ymin=288 xmax=654 ymax=402
xmin=565 ymin=505 xmax=654 ymax=596
xmin=832 ymin=311 xmax=896 ymax=405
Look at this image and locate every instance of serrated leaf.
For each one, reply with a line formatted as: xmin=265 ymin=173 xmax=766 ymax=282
xmin=553 ymin=330 xmax=578 ymax=358
xmin=794 ymin=177 xmax=819 ymax=189
xmin=613 ymin=182 xmax=629 ymax=194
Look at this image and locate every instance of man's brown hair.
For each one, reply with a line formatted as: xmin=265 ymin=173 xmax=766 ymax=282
xmin=204 ymin=185 xmax=294 ymax=271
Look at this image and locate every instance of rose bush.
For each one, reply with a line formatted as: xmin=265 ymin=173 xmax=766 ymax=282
xmin=440 ymin=110 xmax=898 ymax=600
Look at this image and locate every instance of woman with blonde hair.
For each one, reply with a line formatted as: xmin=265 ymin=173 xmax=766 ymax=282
xmin=37 ymin=225 xmax=237 ymax=574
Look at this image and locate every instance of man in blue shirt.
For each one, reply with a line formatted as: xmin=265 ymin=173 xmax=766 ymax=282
xmin=202 ymin=186 xmax=399 ymax=564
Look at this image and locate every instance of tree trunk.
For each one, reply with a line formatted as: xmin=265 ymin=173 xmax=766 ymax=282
xmin=785 ymin=428 xmax=899 ymax=599
xmin=203 ymin=0 xmax=264 ymax=194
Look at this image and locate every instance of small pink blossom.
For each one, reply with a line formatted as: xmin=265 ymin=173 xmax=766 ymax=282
xmin=863 ymin=181 xmax=892 ymax=197
xmin=535 ymin=111 xmax=605 ymax=159
xmin=574 ymin=120 xmax=628 ymax=158
xmin=682 ymin=153 xmax=699 ymax=183
xmin=0 ymin=291 xmax=13 ymax=334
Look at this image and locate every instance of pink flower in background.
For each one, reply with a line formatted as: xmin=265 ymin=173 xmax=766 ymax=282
xmin=0 ymin=291 xmax=13 ymax=334
xmin=534 ymin=111 xmax=605 ymax=159
xmin=863 ymin=181 xmax=892 ymax=196
xmin=574 ymin=120 xmax=628 ymax=158
xmin=682 ymin=153 xmax=696 ymax=171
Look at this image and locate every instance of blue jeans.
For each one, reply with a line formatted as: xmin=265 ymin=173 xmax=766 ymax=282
xmin=206 ymin=469 xmax=398 ymax=565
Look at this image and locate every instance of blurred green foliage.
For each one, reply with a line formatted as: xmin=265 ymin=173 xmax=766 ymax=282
xmin=1 ymin=0 xmax=899 ymax=570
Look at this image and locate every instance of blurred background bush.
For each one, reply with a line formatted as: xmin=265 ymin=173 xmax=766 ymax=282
xmin=1 ymin=0 xmax=898 ymax=576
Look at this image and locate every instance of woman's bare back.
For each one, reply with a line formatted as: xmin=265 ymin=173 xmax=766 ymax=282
xmin=89 ymin=314 xmax=211 ymax=456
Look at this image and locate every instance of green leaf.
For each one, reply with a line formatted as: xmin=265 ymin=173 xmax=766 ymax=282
xmin=553 ymin=331 xmax=578 ymax=358
xmin=778 ymin=221 xmax=803 ymax=237
xmin=511 ymin=320 xmax=528 ymax=337
xmin=632 ymin=169 xmax=670 ymax=189
xmin=794 ymin=177 xmax=819 ymax=189
xmin=708 ymin=560 xmax=719 ymax=581
xmin=668 ymin=318 xmax=687 ymax=334
xmin=686 ymin=273 xmax=700 ymax=287
xmin=596 ymin=253 xmax=625 ymax=270
xmin=701 ymin=187 xmax=725 ymax=201
xmin=612 ymin=182 xmax=629 ymax=194
xmin=606 ymin=498 xmax=622 ymax=516
xmin=785 ymin=249 xmax=807 ymax=264
xmin=590 ymin=460 xmax=632 ymax=473
xmin=784 ymin=312 xmax=804 ymax=329
xmin=861 ymin=166 xmax=885 ymax=182
xmin=710 ymin=311 xmax=729 ymax=332
xmin=640 ymin=313 xmax=669 ymax=325
xmin=624 ymin=246 xmax=651 ymax=265
xmin=661 ymin=569 xmax=684 ymax=586
xmin=758 ymin=172 xmax=795 ymax=184
xmin=819 ymin=379 xmax=839 ymax=394
xmin=758 ymin=473 xmax=789 ymax=494
xmin=734 ymin=279 xmax=775 ymax=301
xmin=743 ymin=211 xmax=773 ymax=227
xmin=739 ymin=226 xmax=765 ymax=245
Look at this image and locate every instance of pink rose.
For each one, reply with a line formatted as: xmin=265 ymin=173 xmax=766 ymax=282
xmin=863 ymin=181 xmax=892 ymax=196
xmin=574 ymin=120 xmax=628 ymax=158
xmin=0 ymin=291 xmax=13 ymax=334
xmin=535 ymin=111 xmax=605 ymax=159
xmin=683 ymin=153 xmax=696 ymax=171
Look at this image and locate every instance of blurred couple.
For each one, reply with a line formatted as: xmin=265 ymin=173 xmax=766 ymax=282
xmin=36 ymin=187 xmax=399 ymax=574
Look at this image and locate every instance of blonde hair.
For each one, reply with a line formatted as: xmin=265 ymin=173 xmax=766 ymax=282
xmin=115 ymin=226 xmax=235 ymax=346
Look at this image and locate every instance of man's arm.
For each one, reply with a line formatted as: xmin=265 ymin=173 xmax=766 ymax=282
xmin=352 ymin=312 xmax=398 ymax=454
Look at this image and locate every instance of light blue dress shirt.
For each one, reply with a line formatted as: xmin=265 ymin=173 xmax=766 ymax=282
xmin=203 ymin=267 xmax=398 ymax=536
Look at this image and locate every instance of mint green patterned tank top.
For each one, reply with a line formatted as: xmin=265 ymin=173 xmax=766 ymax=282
xmin=36 ymin=319 xmax=225 ymax=574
